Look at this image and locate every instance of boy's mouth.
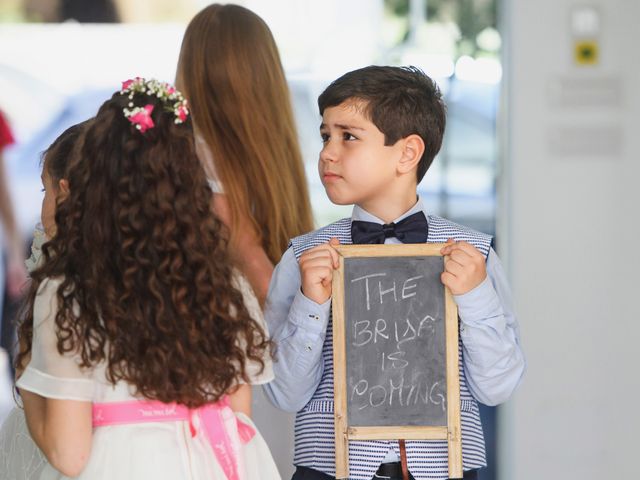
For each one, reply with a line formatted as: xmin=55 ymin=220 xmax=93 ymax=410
xmin=322 ymin=172 xmax=342 ymax=182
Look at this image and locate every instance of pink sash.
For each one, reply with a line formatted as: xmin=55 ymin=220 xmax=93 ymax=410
xmin=92 ymin=397 xmax=255 ymax=480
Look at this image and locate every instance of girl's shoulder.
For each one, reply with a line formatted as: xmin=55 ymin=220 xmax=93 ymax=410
xmin=231 ymin=269 xmax=261 ymax=317
xmin=34 ymin=276 xmax=65 ymax=304
xmin=33 ymin=276 xmax=69 ymax=329
xmin=36 ymin=276 xmax=64 ymax=293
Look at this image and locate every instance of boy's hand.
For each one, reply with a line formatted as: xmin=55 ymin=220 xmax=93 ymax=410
xmin=299 ymin=238 xmax=340 ymax=304
xmin=440 ymin=239 xmax=486 ymax=295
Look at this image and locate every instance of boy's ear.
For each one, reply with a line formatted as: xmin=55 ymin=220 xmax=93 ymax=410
xmin=397 ymin=134 xmax=425 ymax=175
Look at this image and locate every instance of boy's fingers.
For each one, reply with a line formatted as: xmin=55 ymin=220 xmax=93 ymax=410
xmin=447 ymin=250 xmax=473 ymax=266
xmin=301 ymin=248 xmax=333 ymax=261
xmin=304 ymin=240 xmax=340 ymax=267
xmin=440 ymin=271 xmax=458 ymax=290
xmin=441 ymin=239 xmax=483 ymax=257
xmin=304 ymin=247 xmax=338 ymax=268
xmin=443 ymin=252 xmax=465 ymax=268
xmin=302 ymin=245 xmax=337 ymax=261
xmin=328 ymin=238 xmax=340 ymax=266
xmin=301 ymin=257 xmax=334 ymax=273
xmin=321 ymin=274 xmax=334 ymax=287
xmin=303 ymin=265 xmax=334 ymax=283
xmin=444 ymin=259 xmax=464 ymax=277
xmin=448 ymin=240 xmax=483 ymax=259
xmin=304 ymin=244 xmax=331 ymax=256
xmin=300 ymin=256 xmax=322 ymax=268
xmin=301 ymin=251 xmax=340 ymax=273
xmin=314 ymin=265 xmax=334 ymax=279
xmin=440 ymin=238 xmax=456 ymax=255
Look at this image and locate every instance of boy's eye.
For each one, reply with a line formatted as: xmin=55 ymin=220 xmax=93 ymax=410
xmin=343 ymin=132 xmax=357 ymax=141
xmin=320 ymin=132 xmax=329 ymax=143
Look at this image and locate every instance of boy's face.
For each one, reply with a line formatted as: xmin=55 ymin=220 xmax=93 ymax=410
xmin=319 ymin=100 xmax=404 ymax=210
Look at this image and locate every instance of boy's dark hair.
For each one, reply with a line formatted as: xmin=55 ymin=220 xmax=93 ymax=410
xmin=318 ymin=65 xmax=446 ymax=183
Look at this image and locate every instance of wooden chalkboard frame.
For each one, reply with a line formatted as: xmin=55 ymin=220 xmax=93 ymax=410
xmin=332 ymin=244 xmax=462 ymax=480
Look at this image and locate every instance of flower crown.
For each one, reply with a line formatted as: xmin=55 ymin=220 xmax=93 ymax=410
xmin=119 ymin=77 xmax=189 ymax=133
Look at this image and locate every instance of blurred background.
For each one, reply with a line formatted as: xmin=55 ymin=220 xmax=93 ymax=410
xmin=0 ymin=1 xmax=637 ymax=479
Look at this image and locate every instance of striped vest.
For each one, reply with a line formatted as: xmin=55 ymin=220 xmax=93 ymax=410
xmin=289 ymin=215 xmax=492 ymax=480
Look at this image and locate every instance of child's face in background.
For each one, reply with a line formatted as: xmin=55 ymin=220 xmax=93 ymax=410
xmin=40 ymin=165 xmax=60 ymax=238
xmin=318 ymin=100 xmax=404 ymax=212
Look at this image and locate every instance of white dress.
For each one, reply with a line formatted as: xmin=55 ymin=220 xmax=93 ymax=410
xmin=1 ymin=275 xmax=281 ymax=480
xmin=194 ymin=132 xmax=224 ymax=194
xmin=0 ymin=226 xmax=47 ymax=480
xmin=0 ymin=403 xmax=47 ymax=480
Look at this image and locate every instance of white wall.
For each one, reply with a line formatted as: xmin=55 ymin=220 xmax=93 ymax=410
xmin=500 ymin=1 xmax=640 ymax=478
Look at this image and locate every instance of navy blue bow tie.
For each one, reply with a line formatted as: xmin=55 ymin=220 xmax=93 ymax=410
xmin=351 ymin=211 xmax=428 ymax=244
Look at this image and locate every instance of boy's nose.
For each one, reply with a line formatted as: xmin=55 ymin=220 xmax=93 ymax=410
xmin=320 ymin=144 xmax=338 ymax=163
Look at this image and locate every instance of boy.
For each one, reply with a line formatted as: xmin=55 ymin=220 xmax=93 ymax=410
xmin=263 ymin=66 xmax=525 ymax=480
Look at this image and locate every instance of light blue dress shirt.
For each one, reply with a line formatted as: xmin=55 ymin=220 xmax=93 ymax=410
xmin=262 ymin=200 xmax=525 ymax=434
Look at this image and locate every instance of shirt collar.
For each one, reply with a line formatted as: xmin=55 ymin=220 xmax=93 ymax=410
xmin=351 ymin=197 xmax=426 ymax=224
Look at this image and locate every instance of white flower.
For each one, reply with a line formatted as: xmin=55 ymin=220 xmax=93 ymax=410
xmin=24 ymin=224 xmax=47 ymax=274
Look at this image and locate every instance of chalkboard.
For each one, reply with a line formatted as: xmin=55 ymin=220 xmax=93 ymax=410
xmin=331 ymin=244 xmax=462 ymax=480
xmin=344 ymin=255 xmax=446 ymax=427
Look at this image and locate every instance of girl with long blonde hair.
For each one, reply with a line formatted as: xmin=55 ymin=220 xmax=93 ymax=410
xmin=176 ymin=3 xmax=314 ymax=305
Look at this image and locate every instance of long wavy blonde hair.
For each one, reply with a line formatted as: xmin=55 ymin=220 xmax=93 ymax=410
xmin=177 ymin=3 xmax=313 ymax=263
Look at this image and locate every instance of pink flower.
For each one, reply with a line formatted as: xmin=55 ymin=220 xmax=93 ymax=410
xmin=166 ymin=85 xmax=176 ymax=94
xmin=122 ymin=77 xmax=144 ymax=91
xmin=176 ymin=105 xmax=188 ymax=122
xmin=128 ymin=105 xmax=155 ymax=133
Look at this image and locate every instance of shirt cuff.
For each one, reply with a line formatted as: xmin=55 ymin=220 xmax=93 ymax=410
xmin=289 ymin=290 xmax=331 ymax=336
xmin=453 ymin=276 xmax=503 ymax=325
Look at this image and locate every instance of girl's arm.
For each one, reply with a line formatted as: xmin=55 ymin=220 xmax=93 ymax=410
xmin=17 ymin=277 xmax=95 ymax=477
xmin=227 ymin=383 xmax=252 ymax=417
xmin=21 ymin=390 xmax=92 ymax=477
xmin=227 ymin=275 xmax=273 ymax=419
xmin=211 ymin=194 xmax=273 ymax=305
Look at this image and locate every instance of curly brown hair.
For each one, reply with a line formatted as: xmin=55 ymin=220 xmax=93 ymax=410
xmin=16 ymin=83 xmax=271 ymax=407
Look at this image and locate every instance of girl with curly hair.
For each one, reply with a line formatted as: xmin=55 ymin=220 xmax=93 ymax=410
xmin=12 ymin=79 xmax=280 ymax=480
xmin=0 ymin=121 xmax=87 ymax=480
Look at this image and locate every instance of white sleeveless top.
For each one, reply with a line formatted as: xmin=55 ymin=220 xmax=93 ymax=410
xmin=194 ymin=133 xmax=223 ymax=194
